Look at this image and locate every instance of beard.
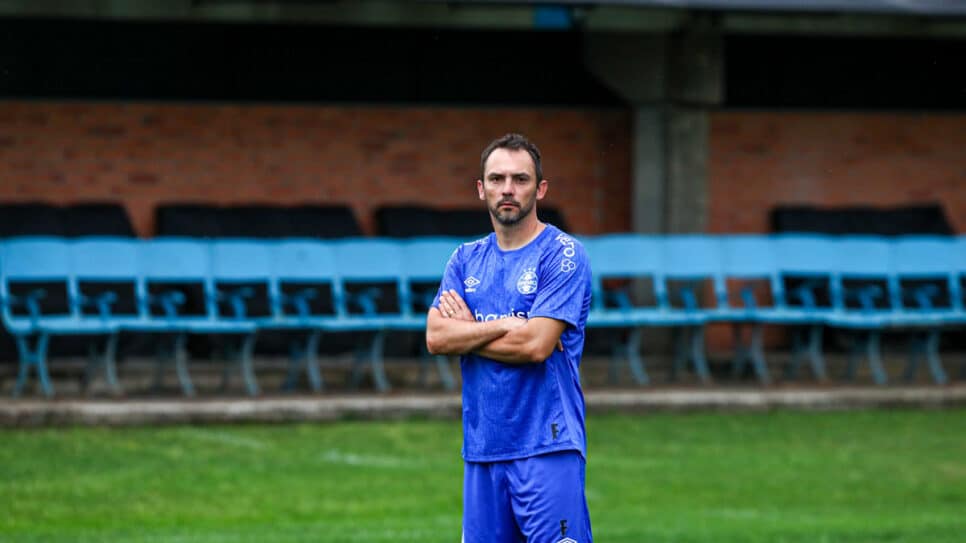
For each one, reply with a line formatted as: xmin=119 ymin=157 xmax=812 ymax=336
xmin=489 ymin=197 xmax=535 ymax=226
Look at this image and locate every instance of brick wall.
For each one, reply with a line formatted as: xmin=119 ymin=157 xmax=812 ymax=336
xmin=709 ymin=112 xmax=966 ymax=234
xmin=0 ymin=101 xmax=632 ymax=237
xmin=706 ymin=111 xmax=966 ymax=354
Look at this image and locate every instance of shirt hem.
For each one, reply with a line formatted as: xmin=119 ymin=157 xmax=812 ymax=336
xmin=462 ymin=442 xmax=584 ymax=463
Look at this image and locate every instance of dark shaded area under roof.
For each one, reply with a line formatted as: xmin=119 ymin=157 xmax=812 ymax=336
xmin=452 ymin=0 xmax=966 ymax=17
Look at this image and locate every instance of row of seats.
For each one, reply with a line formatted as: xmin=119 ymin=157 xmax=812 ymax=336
xmin=771 ymin=203 xmax=954 ymax=236
xmin=0 ymin=203 xmax=136 ymax=238
xmin=2 ymin=234 xmax=964 ymax=397
xmin=587 ymin=234 xmax=966 ymax=387
xmin=0 ymin=236 xmax=468 ymax=397
xmin=7 ymin=200 xmax=951 ymax=239
xmin=0 ymin=202 xmax=568 ymax=239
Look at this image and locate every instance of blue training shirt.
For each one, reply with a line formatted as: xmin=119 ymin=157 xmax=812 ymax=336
xmin=432 ymin=224 xmax=592 ymax=463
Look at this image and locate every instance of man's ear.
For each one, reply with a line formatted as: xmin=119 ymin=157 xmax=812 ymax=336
xmin=536 ymin=179 xmax=549 ymax=200
xmin=477 ymin=179 xmax=485 ymax=201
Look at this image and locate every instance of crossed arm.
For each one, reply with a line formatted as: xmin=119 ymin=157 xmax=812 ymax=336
xmin=425 ymin=289 xmax=566 ymax=364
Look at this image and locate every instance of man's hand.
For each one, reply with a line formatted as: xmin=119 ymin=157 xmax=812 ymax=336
xmin=438 ymin=289 xmax=475 ymax=321
xmin=438 ymin=289 xmax=562 ymax=353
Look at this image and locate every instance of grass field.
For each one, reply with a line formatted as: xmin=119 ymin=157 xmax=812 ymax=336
xmin=2 ymin=409 xmax=965 ymax=542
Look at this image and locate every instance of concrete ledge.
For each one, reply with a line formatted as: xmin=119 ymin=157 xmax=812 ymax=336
xmin=1 ymin=386 xmax=964 ymax=427
xmin=585 ymin=385 xmax=966 ymax=412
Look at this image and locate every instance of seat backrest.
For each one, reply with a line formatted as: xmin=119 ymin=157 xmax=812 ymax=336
xmin=584 ymin=234 xmax=664 ymax=309
xmin=154 ymin=204 xmax=223 ymax=237
xmin=438 ymin=208 xmax=491 ymax=238
xmin=210 ymin=240 xmax=273 ymax=317
xmin=663 ymin=235 xmax=721 ymax=279
xmin=71 ymin=237 xmax=140 ymax=281
xmin=401 ymin=237 xmax=461 ymax=282
xmin=954 ymin=236 xmax=966 ymax=311
xmin=375 ymin=206 xmax=442 ymax=238
xmin=771 ymin=203 xmax=953 ymax=236
xmin=662 ymin=235 xmax=724 ymax=309
xmin=828 ymin=236 xmax=891 ymax=310
xmin=401 ymin=237 xmax=463 ymax=313
xmin=210 ymin=240 xmax=273 ymax=282
xmin=290 ymin=205 xmax=363 ymax=239
xmin=272 ymin=240 xmax=340 ymax=318
xmin=585 ymin=234 xmax=663 ymax=279
xmin=139 ymin=238 xmax=212 ymax=318
xmin=890 ymin=236 xmax=956 ymax=277
xmin=334 ymin=238 xmax=406 ymax=315
xmin=772 ymin=234 xmax=839 ymax=309
xmin=2 ymin=237 xmax=72 ymax=282
xmin=720 ymin=235 xmax=774 ymax=277
xmin=830 ymin=236 xmax=891 ymax=278
xmin=0 ymin=203 xmax=65 ymax=238
xmin=1 ymin=237 xmax=73 ymax=317
xmin=140 ymin=238 xmax=209 ymax=281
xmin=71 ymin=237 xmax=141 ymax=316
xmin=63 ymin=203 xmax=136 ymax=237
xmin=720 ymin=235 xmax=782 ymax=308
xmin=773 ymin=234 xmax=838 ymax=276
xmin=224 ymin=205 xmax=293 ymax=238
xmin=889 ymin=236 xmax=957 ymax=310
xmin=334 ymin=238 xmax=405 ymax=282
xmin=273 ymin=240 xmax=338 ymax=282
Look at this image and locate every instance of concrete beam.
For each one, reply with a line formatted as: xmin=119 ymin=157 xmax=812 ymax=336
xmin=723 ymin=12 xmax=966 ymax=38
xmin=668 ymin=29 xmax=724 ymax=106
xmin=583 ymin=33 xmax=668 ymax=104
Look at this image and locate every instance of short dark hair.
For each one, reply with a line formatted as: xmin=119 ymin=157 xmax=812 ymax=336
xmin=479 ymin=133 xmax=543 ymax=182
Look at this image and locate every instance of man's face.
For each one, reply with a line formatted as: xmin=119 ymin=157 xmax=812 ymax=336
xmin=477 ymin=148 xmax=547 ymax=226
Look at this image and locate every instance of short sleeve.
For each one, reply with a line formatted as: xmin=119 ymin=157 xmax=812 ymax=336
xmin=431 ymin=246 xmax=464 ymax=309
xmin=527 ymin=234 xmax=592 ymax=328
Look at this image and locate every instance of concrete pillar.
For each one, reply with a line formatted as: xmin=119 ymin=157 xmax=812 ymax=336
xmin=583 ymin=27 xmax=722 ymax=234
xmin=632 ymin=108 xmax=666 ymax=233
xmin=666 ymin=108 xmax=709 ymax=233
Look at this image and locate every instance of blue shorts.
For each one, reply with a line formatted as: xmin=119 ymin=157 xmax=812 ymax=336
xmin=463 ymin=450 xmax=592 ymax=543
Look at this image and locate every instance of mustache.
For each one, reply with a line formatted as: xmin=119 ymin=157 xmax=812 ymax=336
xmin=497 ymin=199 xmax=520 ymax=207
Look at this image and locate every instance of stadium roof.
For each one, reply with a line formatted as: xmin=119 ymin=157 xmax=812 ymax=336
xmin=444 ymin=0 xmax=966 ymax=17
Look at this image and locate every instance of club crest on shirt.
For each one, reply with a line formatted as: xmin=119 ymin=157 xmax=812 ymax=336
xmin=516 ymin=267 xmax=538 ymax=295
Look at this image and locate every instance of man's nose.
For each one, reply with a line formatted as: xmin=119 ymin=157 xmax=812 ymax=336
xmin=500 ymin=180 xmax=514 ymax=194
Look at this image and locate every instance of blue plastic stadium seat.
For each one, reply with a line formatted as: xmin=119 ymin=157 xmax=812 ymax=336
xmin=399 ymin=237 xmax=465 ymax=390
xmin=270 ymin=239 xmax=345 ymax=392
xmin=139 ymin=238 xmax=258 ymax=396
xmin=888 ymin=236 xmax=961 ymax=384
xmin=331 ymin=238 xmax=411 ymax=392
xmin=823 ymin=236 xmax=895 ymax=385
xmin=1 ymin=237 xmax=119 ymax=396
xmin=582 ymin=234 xmax=657 ymax=385
xmin=719 ymin=236 xmax=779 ymax=384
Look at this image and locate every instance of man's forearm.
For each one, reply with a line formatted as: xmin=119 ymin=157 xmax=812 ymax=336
xmin=475 ymin=327 xmax=549 ymax=364
xmin=425 ymin=310 xmax=516 ymax=355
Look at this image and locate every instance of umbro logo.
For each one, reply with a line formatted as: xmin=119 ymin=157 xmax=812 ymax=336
xmin=464 ymin=276 xmax=480 ymax=292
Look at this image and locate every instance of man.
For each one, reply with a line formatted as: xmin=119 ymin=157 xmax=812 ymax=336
xmin=426 ymin=133 xmax=593 ymax=543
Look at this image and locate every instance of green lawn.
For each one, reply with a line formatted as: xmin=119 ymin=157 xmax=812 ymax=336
xmin=1 ymin=409 xmax=964 ymax=542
